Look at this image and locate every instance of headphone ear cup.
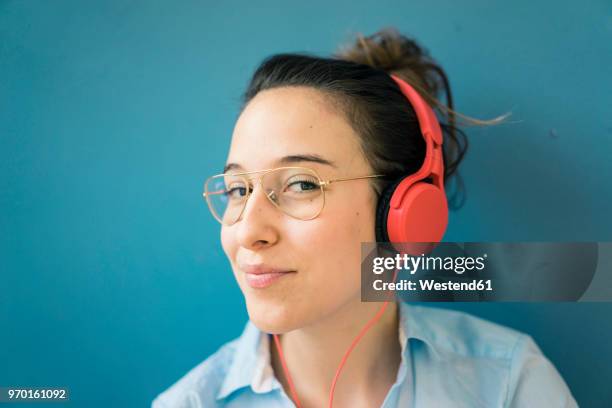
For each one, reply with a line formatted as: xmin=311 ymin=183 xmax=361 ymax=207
xmin=387 ymin=181 xmax=448 ymax=244
xmin=375 ymin=178 xmax=404 ymax=242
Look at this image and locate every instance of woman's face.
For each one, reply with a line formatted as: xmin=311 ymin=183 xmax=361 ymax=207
xmin=221 ymin=86 xmax=378 ymax=333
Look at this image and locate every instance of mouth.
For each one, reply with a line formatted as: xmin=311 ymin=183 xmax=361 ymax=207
xmin=244 ymin=272 xmax=294 ymax=288
xmin=240 ymin=264 xmax=296 ymax=289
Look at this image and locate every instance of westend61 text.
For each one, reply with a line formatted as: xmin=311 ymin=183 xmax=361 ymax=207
xmin=373 ymin=279 xmax=493 ymax=292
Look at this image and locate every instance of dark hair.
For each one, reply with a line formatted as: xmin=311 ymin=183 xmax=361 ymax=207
xmin=240 ymin=27 xmax=506 ymax=209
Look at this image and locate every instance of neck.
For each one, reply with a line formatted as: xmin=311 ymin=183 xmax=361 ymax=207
xmin=270 ymin=299 xmax=401 ymax=408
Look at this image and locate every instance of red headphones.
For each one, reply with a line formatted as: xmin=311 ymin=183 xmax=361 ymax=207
xmin=375 ymin=74 xmax=448 ymax=245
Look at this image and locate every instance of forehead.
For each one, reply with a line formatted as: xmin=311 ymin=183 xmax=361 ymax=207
xmin=226 ymin=86 xmax=366 ymax=174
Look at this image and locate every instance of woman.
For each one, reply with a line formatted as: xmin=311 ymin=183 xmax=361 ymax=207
xmin=153 ymin=28 xmax=576 ymax=407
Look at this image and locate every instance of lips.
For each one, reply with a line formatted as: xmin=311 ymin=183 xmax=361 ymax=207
xmin=241 ymin=264 xmax=293 ymax=275
xmin=240 ymin=264 xmax=296 ymax=289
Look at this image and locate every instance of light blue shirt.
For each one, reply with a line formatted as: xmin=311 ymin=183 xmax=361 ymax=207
xmin=152 ymin=303 xmax=577 ymax=407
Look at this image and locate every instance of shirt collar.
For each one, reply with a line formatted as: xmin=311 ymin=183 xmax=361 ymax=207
xmin=216 ymin=302 xmax=440 ymax=401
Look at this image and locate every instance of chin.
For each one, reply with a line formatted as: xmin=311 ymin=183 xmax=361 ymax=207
xmin=245 ymin=297 xmax=304 ymax=334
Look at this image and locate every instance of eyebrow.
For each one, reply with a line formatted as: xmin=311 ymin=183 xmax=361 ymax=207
xmin=223 ymin=154 xmax=337 ymax=173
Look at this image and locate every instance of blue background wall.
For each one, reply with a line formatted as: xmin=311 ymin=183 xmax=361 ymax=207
xmin=1 ymin=0 xmax=611 ymax=406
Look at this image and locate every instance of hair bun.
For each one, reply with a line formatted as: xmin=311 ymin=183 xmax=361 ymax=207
xmin=335 ymin=27 xmax=443 ymax=102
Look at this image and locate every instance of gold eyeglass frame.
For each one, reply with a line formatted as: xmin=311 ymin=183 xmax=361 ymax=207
xmin=202 ymin=166 xmax=385 ymax=225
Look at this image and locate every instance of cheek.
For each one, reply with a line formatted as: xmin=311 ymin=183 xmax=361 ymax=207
xmin=296 ymin=199 xmax=376 ymax=279
xmin=295 ymin=208 xmax=369 ymax=247
xmin=323 ymin=192 xmax=377 ymax=243
xmin=221 ymin=226 xmax=245 ymax=289
xmin=220 ymin=226 xmax=235 ymax=263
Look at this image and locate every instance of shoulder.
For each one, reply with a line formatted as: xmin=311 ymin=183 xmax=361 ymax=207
xmin=151 ymin=334 xmax=241 ymax=408
xmin=403 ymin=304 xmax=577 ymax=407
xmin=504 ymin=333 xmax=577 ymax=407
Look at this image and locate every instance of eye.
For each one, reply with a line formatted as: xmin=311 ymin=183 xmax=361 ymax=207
xmin=285 ymin=176 xmax=319 ymax=193
xmin=225 ymin=183 xmax=250 ymax=200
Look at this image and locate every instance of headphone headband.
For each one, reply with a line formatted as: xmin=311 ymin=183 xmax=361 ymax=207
xmin=389 ymin=74 xmax=445 ymax=209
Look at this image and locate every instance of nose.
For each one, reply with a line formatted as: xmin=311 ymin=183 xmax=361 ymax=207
xmin=233 ymin=179 xmax=280 ymax=249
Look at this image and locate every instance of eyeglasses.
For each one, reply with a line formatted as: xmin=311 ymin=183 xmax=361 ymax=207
xmin=202 ymin=166 xmax=385 ymax=226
